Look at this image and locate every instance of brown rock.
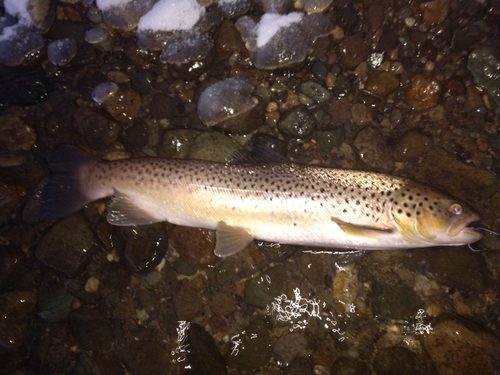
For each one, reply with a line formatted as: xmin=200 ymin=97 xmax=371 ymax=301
xmin=420 ymin=0 xmax=451 ymax=26
xmin=365 ymin=71 xmax=400 ymax=97
xmin=406 ymin=75 xmax=441 ymax=111
xmin=421 ymin=315 xmax=500 ymax=375
xmin=170 ymin=225 xmax=217 ymax=267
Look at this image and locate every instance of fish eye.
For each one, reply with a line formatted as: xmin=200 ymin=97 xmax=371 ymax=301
xmin=449 ymin=203 xmax=463 ymax=215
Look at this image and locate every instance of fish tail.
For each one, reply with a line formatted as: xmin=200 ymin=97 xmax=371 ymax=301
xmin=40 ymin=145 xmax=100 ymax=220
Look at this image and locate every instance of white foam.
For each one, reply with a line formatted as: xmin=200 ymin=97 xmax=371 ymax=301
xmin=4 ymin=0 xmax=33 ymax=25
xmin=256 ymin=12 xmax=303 ymax=48
xmin=95 ymin=0 xmax=134 ymax=11
xmin=137 ymin=0 xmax=205 ymax=32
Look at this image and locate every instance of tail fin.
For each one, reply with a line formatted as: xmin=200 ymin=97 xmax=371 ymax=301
xmin=39 ymin=145 xmax=100 ymax=220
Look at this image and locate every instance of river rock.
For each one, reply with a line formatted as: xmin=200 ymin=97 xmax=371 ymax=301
xmin=36 ymin=215 xmax=99 ymax=278
xmin=421 ymin=315 xmax=500 ymax=375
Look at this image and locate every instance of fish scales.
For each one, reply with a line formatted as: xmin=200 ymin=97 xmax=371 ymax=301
xmin=40 ymin=145 xmax=482 ymax=256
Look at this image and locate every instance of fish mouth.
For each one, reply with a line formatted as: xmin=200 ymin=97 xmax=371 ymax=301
xmin=447 ymin=213 xmax=481 ymax=237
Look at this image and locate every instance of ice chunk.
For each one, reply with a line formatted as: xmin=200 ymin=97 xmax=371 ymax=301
xmin=137 ymin=0 xmax=205 ymax=33
xmin=197 ymin=77 xmax=264 ymax=134
xmin=47 ymin=38 xmax=77 ymax=66
xmin=92 ymin=82 xmax=119 ymax=104
xmin=236 ymin=12 xmax=332 ymax=70
xmin=160 ymin=32 xmax=213 ymax=65
xmin=96 ymin=0 xmax=156 ymax=31
xmin=4 ymin=0 xmax=33 ymax=25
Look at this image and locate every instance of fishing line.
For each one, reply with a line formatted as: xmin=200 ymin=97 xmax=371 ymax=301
xmin=468 ymin=227 xmax=500 ymax=252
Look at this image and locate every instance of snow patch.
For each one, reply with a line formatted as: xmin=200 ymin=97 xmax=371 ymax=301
xmin=256 ymin=12 xmax=303 ymax=48
xmin=137 ymin=0 xmax=205 ymax=32
xmin=95 ymin=0 xmax=135 ymax=11
xmin=4 ymin=0 xmax=33 ymax=25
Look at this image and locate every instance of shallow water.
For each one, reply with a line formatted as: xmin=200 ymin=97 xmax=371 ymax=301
xmin=1 ymin=1 xmax=500 ymax=374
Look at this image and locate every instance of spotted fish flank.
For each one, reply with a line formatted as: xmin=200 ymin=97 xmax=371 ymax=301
xmin=40 ymin=145 xmax=483 ymax=257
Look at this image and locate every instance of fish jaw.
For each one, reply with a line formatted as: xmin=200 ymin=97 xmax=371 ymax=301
xmin=444 ymin=211 xmax=483 ymax=245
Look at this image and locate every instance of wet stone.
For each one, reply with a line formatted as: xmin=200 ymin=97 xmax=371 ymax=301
xmin=118 ymin=121 xmax=149 ymax=150
xmin=283 ymin=357 xmax=314 ymax=375
xmin=406 ymin=75 xmax=441 ymax=111
xmin=0 ymin=246 xmax=26 ymax=292
xmin=352 ymin=126 xmax=394 ymax=172
xmin=113 ymin=223 xmax=168 ymax=273
xmin=173 ymin=257 xmax=197 ymax=276
xmin=278 ymin=105 xmax=317 ymax=139
xmin=420 ymin=0 xmax=451 ymax=26
xmin=371 ymin=279 xmax=424 ymax=320
xmin=226 ymin=319 xmax=272 ymax=370
xmin=300 ymin=81 xmax=331 ymax=103
xmin=102 ymin=88 xmax=142 ymax=122
xmin=159 ymin=129 xmax=201 ymax=159
xmin=36 ymin=215 xmax=99 ymax=278
xmin=120 ymin=340 xmax=173 ymax=375
xmin=37 ymin=288 xmax=74 ymax=323
xmin=416 ymin=147 xmax=498 ymax=208
xmin=173 ymin=280 xmax=203 ymax=321
xmin=365 ymin=71 xmax=400 ymax=97
xmin=186 ymin=323 xmax=227 ymax=375
xmin=421 ymin=315 xmax=500 ymax=375
xmin=188 ymin=132 xmax=244 ymax=162
xmin=330 ymin=74 xmax=351 ymax=97
xmin=337 ymin=34 xmax=367 ymax=70
xmin=393 ymin=130 xmax=433 ymax=162
xmin=149 ymin=93 xmax=178 ymax=120
xmin=467 ymin=47 xmax=500 ymax=114
xmin=170 ymin=225 xmax=217 ymax=268
xmin=373 ymin=346 xmax=434 ymax=375
xmin=257 ymin=242 xmax=298 ymax=262
xmin=412 ymin=248 xmax=488 ymax=293
xmin=209 ymin=292 xmax=238 ymax=317
xmin=73 ymin=106 xmax=120 ymax=150
xmin=274 ymin=332 xmax=308 ymax=367
xmin=330 ymin=357 xmax=370 ymax=375
xmin=0 ymin=290 xmax=37 ymax=352
xmin=0 ymin=108 xmax=36 ymax=152
xmin=299 ymin=253 xmax=325 ymax=286
xmin=244 ymin=265 xmax=285 ymax=308
xmin=47 ymin=38 xmax=77 ymax=66
xmin=69 ymin=308 xmax=115 ymax=351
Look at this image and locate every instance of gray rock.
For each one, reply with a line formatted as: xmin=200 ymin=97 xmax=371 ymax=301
xmin=353 ymin=125 xmax=394 ymax=172
xmin=278 ymin=105 xmax=317 ymax=139
xmin=300 ymin=81 xmax=331 ymax=103
xmin=467 ymin=47 xmax=500 ymax=115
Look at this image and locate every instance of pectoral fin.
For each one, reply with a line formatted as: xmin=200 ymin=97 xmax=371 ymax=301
xmin=214 ymin=221 xmax=253 ymax=257
xmin=107 ymin=189 xmax=160 ymax=226
xmin=332 ymin=218 xmax=394 ymax=238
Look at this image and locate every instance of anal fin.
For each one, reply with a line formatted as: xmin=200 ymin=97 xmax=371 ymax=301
xmin=214 ymin=221 xmax=253 ymax=257
xmin=107 ymin=189 xmax=160 ymax=226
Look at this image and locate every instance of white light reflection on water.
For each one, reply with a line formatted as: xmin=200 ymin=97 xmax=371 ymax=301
xmin=171 ymin=321 xmax=191 ymax=363
xmin=267 ymin=287 xmax=348 ymax=341
xmin=403 ymin=309 xmax=434 ymax=337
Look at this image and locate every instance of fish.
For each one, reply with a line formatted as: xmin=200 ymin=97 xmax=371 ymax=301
xmin=39 ymin=145 xmax=483 ymax=257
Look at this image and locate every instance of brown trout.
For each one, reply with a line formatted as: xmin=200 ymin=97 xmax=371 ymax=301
xmin=40 ymin=145 xmax=482 ymax=256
